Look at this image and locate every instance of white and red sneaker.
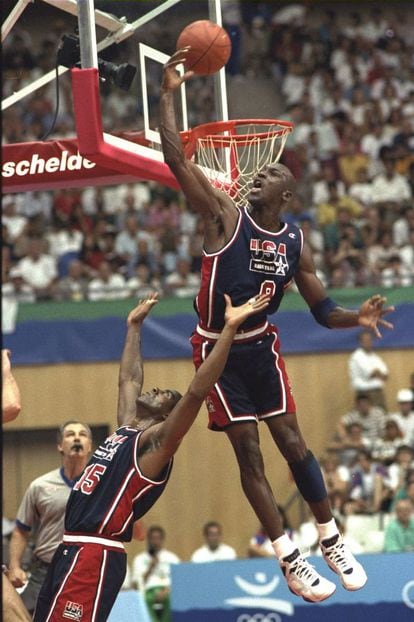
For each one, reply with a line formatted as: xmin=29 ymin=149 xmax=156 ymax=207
xmin=280 ymin=548 xmax=336 ymax=603
xmin=321 ymin=534 xmax=367 ymax=591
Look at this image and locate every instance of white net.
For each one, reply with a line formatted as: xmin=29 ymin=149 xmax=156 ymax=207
xmin=192 ymin=121 xmax=293 ymax=207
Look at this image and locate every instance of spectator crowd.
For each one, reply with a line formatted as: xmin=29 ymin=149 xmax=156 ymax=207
xmin=2 ymin=2 xmax=414 ymax=314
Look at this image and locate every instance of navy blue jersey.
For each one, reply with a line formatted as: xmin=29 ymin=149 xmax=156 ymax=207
xmin=195 ymin=206 xmax=303 ymax=330
xmin=65 ymin=427 xmax=172 ymax=541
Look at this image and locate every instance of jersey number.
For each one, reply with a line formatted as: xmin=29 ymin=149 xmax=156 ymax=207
xmin=73 ymin=463 xmax=107 ymax=495
xmin=259 ymin=281 xmax=276 ymax=298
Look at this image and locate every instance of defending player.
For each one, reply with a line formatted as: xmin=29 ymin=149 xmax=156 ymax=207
xmin=159 ymin=49 xmax=395 ymax=602
xmin=33 ymin=291 xmax=269 ymax=622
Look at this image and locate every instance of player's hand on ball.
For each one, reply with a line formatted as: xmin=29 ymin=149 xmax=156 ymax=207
xmin=162 ymin=48 xmax=194 ymax=91
xmin=358 ymin=294 xmax=394 ymax=338
xmin=127 ymin=293 xmax=159 ymax=327
xmin=224 ymin=293 xmax=270 ymax=329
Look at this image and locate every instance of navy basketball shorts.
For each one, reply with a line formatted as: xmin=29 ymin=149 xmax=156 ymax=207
xmin=191 ymin=323 xmax=296 ymax=430
xmin=33 ymin=538 xmax=126 ymax=622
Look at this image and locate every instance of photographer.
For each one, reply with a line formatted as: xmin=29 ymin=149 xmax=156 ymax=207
xmin=131 ymin=525 xmax=179 ymax=622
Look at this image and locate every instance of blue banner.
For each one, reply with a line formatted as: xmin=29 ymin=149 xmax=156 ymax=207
xmin=171 ymin=554 xmax=414 ymax=622
xmin=108 ymin=590 xmax=151 ymax=622
xmin=3 ymin=304 xmax=412 ymax=366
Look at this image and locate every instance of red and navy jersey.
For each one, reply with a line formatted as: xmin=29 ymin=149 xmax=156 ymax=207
xmin=195 ymin=206 xmax=303 ymax=331
xmin=65 ymin=427 xmax=172 ymax=541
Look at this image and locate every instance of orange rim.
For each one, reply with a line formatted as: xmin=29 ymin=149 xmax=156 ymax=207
xmin=180 ymin=119 xmax=294 ymax=157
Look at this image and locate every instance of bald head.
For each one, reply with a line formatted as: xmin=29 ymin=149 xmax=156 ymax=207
xmin=248 ymin=163 xmax=296 ymax=214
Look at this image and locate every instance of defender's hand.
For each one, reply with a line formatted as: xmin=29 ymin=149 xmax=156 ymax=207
xmin=127 ymin=293 xmax=158 ymax=327
xmin=224 ymin=293 xmax=270 ymax=329
xmin=162 ymin=48 xmax=194 ymax=91
xmin=358 ymin=294 xmax=394 ymax=338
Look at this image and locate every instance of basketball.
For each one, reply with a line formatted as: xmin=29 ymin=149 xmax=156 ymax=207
xmin=176 ymin=20 xmax=231 ymax=76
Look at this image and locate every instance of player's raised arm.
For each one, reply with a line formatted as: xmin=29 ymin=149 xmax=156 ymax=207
xmin=117 ymin=294 xmax=158 ymax=427
xmin=138 ymin=294 xmax=270 ymax=477
xmin=295 ymin=242 xmax=394 ymax=338
xmin=159 ymin=49 xmax=237 ymax=225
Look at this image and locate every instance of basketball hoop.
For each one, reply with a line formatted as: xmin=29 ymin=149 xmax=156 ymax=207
xmin=180 ymin=119 xmax=294 ymax=206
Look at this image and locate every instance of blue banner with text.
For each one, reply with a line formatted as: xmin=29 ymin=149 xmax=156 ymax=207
xmin=171 ymin=553 xmax=414 ymax=622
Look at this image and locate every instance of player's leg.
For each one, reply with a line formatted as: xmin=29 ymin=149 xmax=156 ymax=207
xmin=225 ymin=421 xmax=286 ymax=541
xmin=2 ymin=574 xmax=31 ymax=622
xmin=266 ymin=408 xmax=367 ymax=591
xmin=194 ymin=332 xmax=334 ymax=601
xmin=226 ymin=420 xmax=336 ymax=602
xmin=266 ymin=412 xmax=332 ymax=523
xmin=34 ymin=543 xmax=126 ymax=622
xmin=256 ymin=329 xmax=366 ymax=592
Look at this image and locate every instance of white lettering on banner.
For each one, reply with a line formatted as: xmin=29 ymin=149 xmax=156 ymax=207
xmin=2 ymin=150 xmax=96 ymax=178
xmin=45 ymin=157 xmax=60 ymax=173
xmin=237 ymin=615 xmax=282 ymax=622
xmin=15 ymin=160 xmax=30 ymax=175
xmin=225 ymin=572 xmax=294 ymax=617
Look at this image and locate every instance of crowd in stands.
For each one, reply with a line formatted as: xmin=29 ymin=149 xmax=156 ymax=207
xmin=315 ymin=334 xmax=414 ymax=555
xmin=2 ymin=2 xmax=414 ymax=311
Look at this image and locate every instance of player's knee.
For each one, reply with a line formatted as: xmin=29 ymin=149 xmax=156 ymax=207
xmin=277 ymin=428 xmax=306 ymax=463
xmin=283 ymin=440 xmax=307 ymax=463
xmin=234 ymin=436 xmax=265 ymax=479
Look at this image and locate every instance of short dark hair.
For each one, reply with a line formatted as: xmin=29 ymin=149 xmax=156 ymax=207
xmin=203 ymin=521 xmax=221 ymax=536
xmin=148 ymin=525 xmax=165 ymax=539
xmin=358 ymin=330 xmax=372 ymax=341
xmin=356 ymin=393 xmax=371 ymax=401
xmin=57 ymin=420 xmax=92 ymax=443
xmin=397 ymin=445 xmax=414 ymax=455
xmin=170 ymin=390 xmax=182 ymax=406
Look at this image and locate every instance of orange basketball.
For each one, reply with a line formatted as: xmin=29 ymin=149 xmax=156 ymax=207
xmin=176 ymin=20 xmax=231 ymax=76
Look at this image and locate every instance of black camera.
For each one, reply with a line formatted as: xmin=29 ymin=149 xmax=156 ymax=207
xmin=57 ymin=34 xmax=136 ymax=92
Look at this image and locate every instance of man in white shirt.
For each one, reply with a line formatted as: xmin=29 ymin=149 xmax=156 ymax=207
xmin=388 ymin=389 xmax=414 ymax=446
xmin=164 ymin=257 xmax=200 ymax=299
xmin=336 ymin=395 xmax=386 ymax=444
xmin=16 ymin=238 xmax=57 ymax=300
xmin=87 ymin=261 xmax=129 ymax=301
xmin=115 ymin=215 xmax=154 ymax=261
xmin=348 ymin=330 xmax=389 ymax=409
xmin=191 ymin=521 xmax=237 ymax=563
xmin=348 ymin=167 xmax=374 ymax=207
xmin=3 ymin=197 xmax=28 ymax=242
xmin=360 ymin=123 xmax=390 ymax=161
xmin=132 ymin=525 xmax=179 ymax=622
xmin=371 ymin=156 xmax=412 ymax=206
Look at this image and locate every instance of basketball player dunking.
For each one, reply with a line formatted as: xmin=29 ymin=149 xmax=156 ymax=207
xmin=159 ymin=48 xmax=395 ymax=602
xmin=33 ymin=292 xmax=269 ymax=622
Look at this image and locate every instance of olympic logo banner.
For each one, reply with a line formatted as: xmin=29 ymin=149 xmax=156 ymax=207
xmin=170 ymin=554 xmax=414 ymax=622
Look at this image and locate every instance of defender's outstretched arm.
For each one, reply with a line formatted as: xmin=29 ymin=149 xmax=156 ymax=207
xmin=117 ymin=294 xmax=158 ymax=427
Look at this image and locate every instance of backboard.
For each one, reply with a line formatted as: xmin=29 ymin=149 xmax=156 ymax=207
xmin=2 ymin=0 xmax=229 ymax=193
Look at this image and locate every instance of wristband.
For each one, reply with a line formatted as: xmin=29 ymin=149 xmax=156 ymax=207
xmin=310 ymin=297 xmax=338 ymax=328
